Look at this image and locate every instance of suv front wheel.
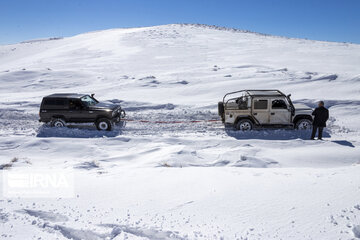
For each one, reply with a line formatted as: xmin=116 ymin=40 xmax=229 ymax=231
xmin=96 ymin=118 xmax=112 ymax=131
xmin=236 ymin=119 xmax=253 ymax=131
xmin=295 ymin=119 xmax=312 ymax=130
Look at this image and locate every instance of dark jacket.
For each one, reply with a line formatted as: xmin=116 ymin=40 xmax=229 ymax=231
xmin=312 ymin=106 xmax=329 ymax=127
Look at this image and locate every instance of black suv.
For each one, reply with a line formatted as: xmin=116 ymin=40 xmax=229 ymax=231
xmin=39 ymin=93 xmax=126 ymax=131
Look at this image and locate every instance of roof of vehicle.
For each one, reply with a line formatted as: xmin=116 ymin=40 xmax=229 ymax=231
xmin=223 ymin=90 xmax=287 ymax=102
xmin=44 ymin=93 xmax=86 ymax=99
xmin=246 ymin=90 xmax=285 ymax=96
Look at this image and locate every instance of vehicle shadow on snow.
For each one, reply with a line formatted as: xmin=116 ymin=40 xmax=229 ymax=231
xmin=36 ymin=123 xmax=124 ymax=138
xmin=225 ymin=128 xmax=331 ymax=140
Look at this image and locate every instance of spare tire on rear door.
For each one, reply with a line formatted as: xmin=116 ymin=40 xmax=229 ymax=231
xmin=218 ymin=102 xmax=225 ymax=122
xmin=218 ymin=102 xmax=224 ymax=116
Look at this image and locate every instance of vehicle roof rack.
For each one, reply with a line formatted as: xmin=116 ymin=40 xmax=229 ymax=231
xmin=223 ymin=89 xmax=286 ymax=102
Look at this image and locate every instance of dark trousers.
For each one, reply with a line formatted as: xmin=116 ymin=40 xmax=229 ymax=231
xmin=311 ymin=126 xmax=324 ymax=139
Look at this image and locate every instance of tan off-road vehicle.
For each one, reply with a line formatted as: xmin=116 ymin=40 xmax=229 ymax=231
xmin=218 ymin=90 xmax=313 ymax=131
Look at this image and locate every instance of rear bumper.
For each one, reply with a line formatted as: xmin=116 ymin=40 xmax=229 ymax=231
xmin=39 ymin=118 xmax=50 ymax=123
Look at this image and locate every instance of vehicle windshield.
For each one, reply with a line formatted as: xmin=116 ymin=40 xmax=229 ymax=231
xmin=81 ymin=95 xmax=98 ymax=107
xmin=286 ymin=95 xmax=295 ymax=114
xmin=236 ymin=96 xmax=249 ymax=109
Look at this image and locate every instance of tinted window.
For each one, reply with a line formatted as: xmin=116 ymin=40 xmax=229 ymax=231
xmin=272 ymin=99 xmax=288 ymax=109
xmin=43 ymin=98 xmax=66 ymax=106
xmin=69 ymin=99 xmax=83 ymax=110
xmin=254 ymin=100 xmax=268 ymax=110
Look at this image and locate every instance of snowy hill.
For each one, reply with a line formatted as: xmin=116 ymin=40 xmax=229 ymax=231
xmin=0 ymin=24 xmax=360 ymax=239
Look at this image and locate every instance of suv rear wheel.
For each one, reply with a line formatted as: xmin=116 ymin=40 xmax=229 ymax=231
xmin=295 ymin=119 xmax=312 ymax=130
xmin=236 ymin=119 xmax=253 ymax=131
xmin=51 ymin=118 xmax=66 ymax=128
xmin=96 ymin=118 xmax=112 ymax=131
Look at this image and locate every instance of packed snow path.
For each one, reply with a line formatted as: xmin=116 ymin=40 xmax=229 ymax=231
xmin=0 ymin=24 xmax=360 ymax=239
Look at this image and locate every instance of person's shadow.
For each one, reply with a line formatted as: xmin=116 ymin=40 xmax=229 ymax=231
xmin=331 ymin=140 xmax=355 ymax=148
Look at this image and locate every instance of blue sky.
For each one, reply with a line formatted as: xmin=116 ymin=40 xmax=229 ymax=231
xmin=1 ymin=0 xmax=359 ymax=44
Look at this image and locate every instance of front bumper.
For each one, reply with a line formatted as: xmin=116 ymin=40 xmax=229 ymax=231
xmin=112 ymin=109 xmax=126 ymax=123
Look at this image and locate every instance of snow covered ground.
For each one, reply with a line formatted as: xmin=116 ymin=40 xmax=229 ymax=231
xmin=0 ymin=24 xmax=360 ymax=239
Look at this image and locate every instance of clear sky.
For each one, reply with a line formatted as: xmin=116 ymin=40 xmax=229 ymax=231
xmin=1 ymin=0 xmax=359 ymax=45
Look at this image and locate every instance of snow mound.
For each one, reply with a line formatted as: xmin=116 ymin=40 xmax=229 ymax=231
xmin=22 ymin=209 xmax=68 ymax=222
xmin=354 ymin=225 xmax=360 ymax=238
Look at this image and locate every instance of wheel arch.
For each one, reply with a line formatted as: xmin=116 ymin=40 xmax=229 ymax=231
xmin=95 ymin=115 xmax=111 ymax=122
xmin=234 ymin=115 xmax=256 ymax=125
xmin=293 ymin=114 xmax=312 ymax=125
xmin=51 ymin=115 xmax=66 ymax=120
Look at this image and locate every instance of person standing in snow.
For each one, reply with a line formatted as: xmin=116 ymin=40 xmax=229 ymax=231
xmin=311 ymin=101 xmax=329 ymax=140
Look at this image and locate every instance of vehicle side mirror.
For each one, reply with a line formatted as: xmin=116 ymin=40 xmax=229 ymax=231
xmin=91 ymin=93 xmax=95 ymax=98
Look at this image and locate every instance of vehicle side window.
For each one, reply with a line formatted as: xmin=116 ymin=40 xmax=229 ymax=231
xmin=254 ymin=100 xmax=268 ymax=110
xmin=69 ymin=99 xmax=83 ymax=110
xmin=272 ymin=99 xmax=288 ymax=109
xmin=81 ymin=95 xmax=98 ymax=107
xmin=42 ymin=98 xmax=67 ymax=109
xmin=236 ymin=97 xmax=249 ymax=110
xmin=44 ymin=98 xmax=66 ymax=106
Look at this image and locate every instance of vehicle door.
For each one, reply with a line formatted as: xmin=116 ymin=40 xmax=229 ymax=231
xmin=68 ymin=99 xmax=85 ymax=122
xmin=252 ymin=98 xmax=269 ymax=124
xmin=80 ymin=95 xmax=99 ymax=122
xmin=270 ymin=98 xmax=292 ymax=124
